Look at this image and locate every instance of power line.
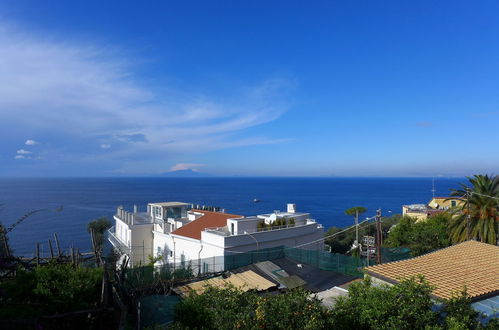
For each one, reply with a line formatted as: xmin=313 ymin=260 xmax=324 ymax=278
xmin=468 ymin=191 xmax=499 ymax=201
xmin=223 ymin=215 xmax=378 ymax=254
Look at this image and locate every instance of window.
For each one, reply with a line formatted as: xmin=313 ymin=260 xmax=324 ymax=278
xmin=167 ymin=207 xmax=184 ymax=219
xmin=451 ymin=200 xmax=456 ymax=207
xmin=231 ymin=223 xmax=235 ymax=235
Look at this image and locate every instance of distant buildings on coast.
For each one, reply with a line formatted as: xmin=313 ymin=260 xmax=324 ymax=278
xmin=402 ymin=196 xmax=464 ymax=221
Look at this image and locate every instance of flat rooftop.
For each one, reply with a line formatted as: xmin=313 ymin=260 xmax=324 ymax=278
xmin=149 ymin=202 xmax=190 ymax=207
xmin=259 ymin=212 xmax=309 ymax=217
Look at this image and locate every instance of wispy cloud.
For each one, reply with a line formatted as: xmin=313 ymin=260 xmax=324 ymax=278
xmin=16 ymin=149 xmax=32 ymax=154
xmin=0 ymin=24 xmax=292 ymax=173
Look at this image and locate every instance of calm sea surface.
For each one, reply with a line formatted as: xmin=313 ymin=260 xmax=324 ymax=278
xmin=0 ymin=177 xmax=463 ymax=256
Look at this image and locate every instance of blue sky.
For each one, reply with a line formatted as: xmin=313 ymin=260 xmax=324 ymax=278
xmin=1 ymin=1 xmax=499 ymax=177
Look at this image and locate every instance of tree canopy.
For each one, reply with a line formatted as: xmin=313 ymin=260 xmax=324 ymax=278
xmin=449 ymin=174 xmax=499 ymax=245
xmin=344 ymin=206 xmax=367 ymax=216
xmin=87 ymin=216 xmax=112 ymax=252
xmin=170 ymin=276 xmax=496 ymax=329
xmin=384 ymin=214 xmax=452 ymax=256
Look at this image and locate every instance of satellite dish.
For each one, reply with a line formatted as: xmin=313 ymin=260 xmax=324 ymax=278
xmin=265 ymin=213 xmax=277 ymax=224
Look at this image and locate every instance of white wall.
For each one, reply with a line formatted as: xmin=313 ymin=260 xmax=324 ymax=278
xmin=129 ymin=223 xmax=153 ymax=267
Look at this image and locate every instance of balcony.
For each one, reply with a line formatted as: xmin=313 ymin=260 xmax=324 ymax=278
xmin=107 ymin=226 xmax=131 ymax=254
xmin=204 ymin=219 xmax=318 ymax=237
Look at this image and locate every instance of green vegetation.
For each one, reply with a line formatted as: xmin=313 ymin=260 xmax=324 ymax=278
xmin=171 ymin=286 xmax=332 ymax=329
xmin=449 ymin=174 xmax=499 ymax=244
xmin=170 ymin=276 xmax=495 ymax=329
xmin=0 ymin=222 xmax=9 ymax=258
xmin=257 ymin=217 xmax=295 ymax=231
xmin=344 ymin=206 xmax=367 ymax=217
xmin=385 ymin=213 xmax=452 ymax=256
xmin=325 ymin=214 xmax=400 ymax=254
xmin=87 ymin=216 xmax=112 ymax=252
xmin=0 ymin=262 xmax=103 ymax=318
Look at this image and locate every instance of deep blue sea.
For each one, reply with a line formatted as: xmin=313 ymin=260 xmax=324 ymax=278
xmin=0 ymin=177 xmax=463 ymax=256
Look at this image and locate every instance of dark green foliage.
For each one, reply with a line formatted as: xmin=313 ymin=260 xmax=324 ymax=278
xmin=0 ymin=263 xmax=103 ymax=317
xmin=449 ymin=174 xmax=499 ymax=244
xmin=172 ymin=286 xmax=332 ymax=329
xmin=332 ymin=276 xmax=437 ymax=329
xmin=87 ymin=216 xmax=112 ymax=251
xmin=344 ymin=206 xmax=367 ymax=216
xmin=440 ymin=288 xmax=480 ymax=330
xmin=257 ymin=220 xmax=267 ymax=231
xmin=0 ymin=222 xmax=10 ymax=258
xmin=325 ymin=214 xmax=400 ymax=254
xmin=385 ymin=214 xmax=452 ymax=256
xmin=332 ymin=276 xmax=485 ymax=330
xmin=171 ymin=276 xmax=488 ymax=330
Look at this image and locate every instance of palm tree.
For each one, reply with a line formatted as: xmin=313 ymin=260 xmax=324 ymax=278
xmin=449 ymin=175 xmax=499 ymax=245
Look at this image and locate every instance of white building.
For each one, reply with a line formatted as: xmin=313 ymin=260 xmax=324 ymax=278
xmin=108 ymin=202 xmax=324 ymax=272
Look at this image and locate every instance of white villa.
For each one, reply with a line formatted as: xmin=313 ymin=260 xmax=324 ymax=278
xmin=108 ymin=202 xmax=324 ymax=272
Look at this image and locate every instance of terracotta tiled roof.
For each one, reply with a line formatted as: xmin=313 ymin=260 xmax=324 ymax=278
xmin=171 ymin=210 xmax=242 ymax=240
xmin=365 ymin=241 xmax=499 ymax=300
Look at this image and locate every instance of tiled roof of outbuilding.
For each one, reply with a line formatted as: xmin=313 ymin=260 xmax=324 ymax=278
xmin=365 ymin=240 xmax=499 ymax=300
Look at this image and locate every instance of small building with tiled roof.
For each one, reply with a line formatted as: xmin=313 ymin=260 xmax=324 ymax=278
xmin=365 ymin=240 xmax=499 ymax=302
xmin=108 ymin=202 xmax=324 ymax=272
xmin=402 ymin=196 xmax=465 ymax=221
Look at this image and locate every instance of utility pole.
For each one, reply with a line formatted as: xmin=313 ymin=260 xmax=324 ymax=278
xmin=375 ymin=209 xmax=382 ymax=264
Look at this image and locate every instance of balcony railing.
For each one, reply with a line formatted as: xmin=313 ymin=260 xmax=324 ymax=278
xmin=204 ymin=220 xmax=318 ymax=237
xmin=107 ymin=226 xmax=131 ymax=254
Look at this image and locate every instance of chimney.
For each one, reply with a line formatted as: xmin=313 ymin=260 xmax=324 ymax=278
xmin=287 ymin=203 xmax=296 ymax=213
xmin=134 ymin=205 xmax=138 ymax=214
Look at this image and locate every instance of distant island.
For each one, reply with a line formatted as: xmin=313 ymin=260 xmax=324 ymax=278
xmin=159 ymin=169 xmax=212 ymax=177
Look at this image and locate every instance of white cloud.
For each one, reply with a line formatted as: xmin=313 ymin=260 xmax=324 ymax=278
xmin=25 ymin=139 xmax=39 ymax=145
xmin=16 ymin=149 xmax=32 ymax=154
xmin=0 ymin=24 xmax=292 ymax=173
xmin=168 ymin=163 xmax=205 ymax=172
xmin=14 ymin=155 xmax=25 ymax=159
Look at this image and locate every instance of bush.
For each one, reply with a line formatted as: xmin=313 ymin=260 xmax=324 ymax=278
xmin=1 ymin=262 xmax=103 ymax=316
xmin=172 ymin=286 xmax=332 ymax=329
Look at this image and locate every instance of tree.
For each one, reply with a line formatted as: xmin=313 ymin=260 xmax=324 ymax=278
xmin=171 ymin=277 xmax=490 ymax=329
xmin=87 ymin=217 xmax=112 ymax=252
xmin=0 ymin=222 xmax=10 ymax=259
xmin=332 ymin=276 xmax=438 ymax=329
xmin=449 ymin=175 xmax=499 ymax=244
xmin=1 ymin=263 xmax=103 ymax=316
xmin=410 ymin=213 xmax=451 ymax=256
xmin=385 ymin=214 xmax=452 ymax=256
xmin=172 ymin=286 xmax=332 ymax=329
xmin=345 ymin=206 xmax=367 ymax=245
